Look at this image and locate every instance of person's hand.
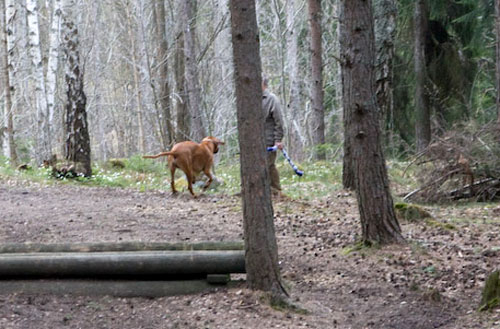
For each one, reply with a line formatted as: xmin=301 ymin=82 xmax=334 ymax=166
xmin=275 ymin=141 xmax=284 ymax=150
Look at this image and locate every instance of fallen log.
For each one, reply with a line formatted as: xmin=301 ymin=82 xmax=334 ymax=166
xmin=0 ymin=279 xmax=242 ymax=297
xmin=0 ymin=250 xmax=245 ymax=279
xmin=0 ymin=241 xmax=244 ymax=254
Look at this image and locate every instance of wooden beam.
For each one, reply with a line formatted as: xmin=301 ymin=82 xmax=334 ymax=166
xmin=0 ymin=250 xmax=245 ymax=279
xmin=0 ymin=241 xmax=244 ymax=254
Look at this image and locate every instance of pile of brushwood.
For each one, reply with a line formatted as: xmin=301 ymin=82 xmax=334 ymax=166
xmin=404 ymin=122 xmax=500 ymax=203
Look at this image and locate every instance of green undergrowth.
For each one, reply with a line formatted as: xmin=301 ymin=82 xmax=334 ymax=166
xmin=0 ymin=155 xmax=440 ymax=202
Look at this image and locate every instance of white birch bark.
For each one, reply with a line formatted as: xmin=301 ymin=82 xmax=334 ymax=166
xmin=2 ymin=0 xmax=18 ymax=161
xmin=46 ymin=0 xmax=63 ymax=125
xmin=26 ymin=0 xmax=51 ymax=162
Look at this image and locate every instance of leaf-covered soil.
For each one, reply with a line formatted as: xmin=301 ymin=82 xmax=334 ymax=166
xmin=0 ymin=177 xmax=499 ymax=328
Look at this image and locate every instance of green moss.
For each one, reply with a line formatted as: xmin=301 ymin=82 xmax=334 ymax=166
xmin=394 ymin=202 xmax=432 ymax=222
xmin=479 ymin=271 xmax=500 ymax=312
xmin=425 ymin=219 xmax=456 ymax=230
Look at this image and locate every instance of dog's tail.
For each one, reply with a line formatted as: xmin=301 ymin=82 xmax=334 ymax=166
xmin=142 ymin=151 xmax=173 ymax=159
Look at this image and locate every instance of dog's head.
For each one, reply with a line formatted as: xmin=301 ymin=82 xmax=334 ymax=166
xmin=202 ymin=136 xmax=225 ymax=154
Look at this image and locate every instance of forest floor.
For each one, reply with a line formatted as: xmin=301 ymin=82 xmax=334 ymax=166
xmin=0 ymin=176 xmax=499 ymax=329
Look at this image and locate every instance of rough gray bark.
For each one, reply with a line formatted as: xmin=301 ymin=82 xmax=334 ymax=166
xmin=414 ymin=0 xmax=431 ymax=152
xmin=286 ymin=0 xmax=305 ymax=160
xmin=230 ymin=0 xmax=287 ymax=297
xmin=153 ymin=0 xmax=174 ymax=148
xmin=339 ymin=2 xmax=354 ymax=190
xmin=183 ymin=0 xmax=206 ymax=141
xmin=339 ymin=0 xmax=404 ymax=245
xmin=125 ymin=1 xmax=146 ymax=154
xmin=308 ymin=0 xmax=326 ymax=160
xmin=175 ymin=0 xmax=189 ymax=141
xmin=62 ymin=1 xmax=91 ymax=176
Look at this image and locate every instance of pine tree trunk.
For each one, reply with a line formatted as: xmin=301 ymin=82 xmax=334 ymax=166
xmin=308 ymin=0 xmax=326 ymax=160
xmin=340 ymin=0 xmax=404 ymax=245
xmin=183 ymin=0 xmax=206 ymax=141
xmin=26 ymin=0 xmax=51 ymax=163
xmin=2 ymin=0 xmax=17 ymax=163
xmin=62 ymin=2 xmax=91 ymax=176
xmin=230 ymin=0 xmax=286 ymax=297
xmin=339 ymin=1 xmax=355 ymax=190
xmin=414 ymin=0 xmax=431 ymax=152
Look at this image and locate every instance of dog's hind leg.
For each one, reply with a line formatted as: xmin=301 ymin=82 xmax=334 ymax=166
xmin=185 ymin=171 xmax=196 ymax=197
xmin=169 ymin=164 xmax=177 ymax=194
xmin=202 ymin=168 xmax=214 ymax=190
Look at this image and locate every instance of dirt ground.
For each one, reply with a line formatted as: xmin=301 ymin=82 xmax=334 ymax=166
xmin=0 ymin=176 xmax=499 ymax=329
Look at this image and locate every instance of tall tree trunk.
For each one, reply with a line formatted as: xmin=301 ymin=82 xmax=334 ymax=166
xmin=125 ymin=1 xmax=146 ymax=154
xmin=174 ymin=0 xmax=189 ymax=141
xmin=286 ymin=0 xmax=305 ymax=160
xmin=340 ymin=0 xmax=404 ymax=245
xmin=0 ymin=0 xmax=17 ymax=164
xmin=229 ymin=0 xmax=287 ymax=298
xmin=496 ymin=0 xmax=500 ymax=126
xmin=373 ymin=0 xmax=396 ymax=132
xmin=183 ymin=0 xmax=206 ymax=141
xmin=46 ymin=0 xmax=62 ymax=137
xmin=26 ymin=0 xmax=51 ymax=163
xmin=339 ymin=2 xmax=354 ymax=190
xmin=153 ymin=0 xmax=174 ymax=148
xmin=414 ymin=0 xmax=431 ymax=152
xmin=62 ymin=1 xmax=91 ymax=176
xmin=308 ymin=0 xmax=325 ymax=160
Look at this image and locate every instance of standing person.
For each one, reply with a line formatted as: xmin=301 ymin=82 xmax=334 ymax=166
xmin=262 ymin=77 xmax=285 ymax=196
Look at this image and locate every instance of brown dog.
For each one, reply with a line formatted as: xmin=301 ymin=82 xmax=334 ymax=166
xmin=143 ymin=136 xmax=224 ymax=197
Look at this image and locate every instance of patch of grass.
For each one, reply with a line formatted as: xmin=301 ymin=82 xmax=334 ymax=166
xmin=262 ymin=293 xmax=309 ymax=315
xmin=425 ymin=219 xmax=456 ymax=230
xmin=342 ymin=240 xmax=380 ymax=256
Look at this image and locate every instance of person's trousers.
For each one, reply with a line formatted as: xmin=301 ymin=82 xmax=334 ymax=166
xmin=266 ymin=150 xmax=281 ymax=191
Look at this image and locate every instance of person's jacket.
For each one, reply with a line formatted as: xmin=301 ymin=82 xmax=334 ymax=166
xmin=262 ymin=89 xmax=284 ymax=147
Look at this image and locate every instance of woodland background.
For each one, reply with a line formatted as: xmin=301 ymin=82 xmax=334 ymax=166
xmin=1 ymin=0 xmax=498 ymax=168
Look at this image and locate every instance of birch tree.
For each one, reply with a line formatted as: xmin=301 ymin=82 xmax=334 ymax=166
xmin=62 ymin=0 xmax=91 ymax=176
xmin=46 ymin=0 xmax=63 ymax=138
xmin=1 ymin=0 xmax=17 ymax=163
xmin=26 ymin=0 xmax=51 ymax=163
